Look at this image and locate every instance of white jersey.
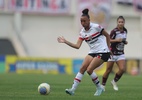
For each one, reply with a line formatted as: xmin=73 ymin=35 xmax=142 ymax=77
xmin=79 ymin=23 xmax=110 ymax=54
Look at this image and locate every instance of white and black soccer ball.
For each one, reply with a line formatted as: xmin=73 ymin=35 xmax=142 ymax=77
xmin=38 ymin=83 xmax=50 ymax=95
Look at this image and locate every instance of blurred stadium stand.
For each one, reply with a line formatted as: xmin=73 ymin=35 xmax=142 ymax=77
xmin=0 ymin=38 xmax=17 ymax=55
xmin=0 ymin=0 xmax=142 ymax=59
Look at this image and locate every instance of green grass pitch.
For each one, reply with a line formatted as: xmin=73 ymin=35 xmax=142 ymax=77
xmin=0 ymin=73 xmax=141 ymax=100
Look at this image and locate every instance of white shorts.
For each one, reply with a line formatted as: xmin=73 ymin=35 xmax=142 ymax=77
xmin=108 ymin=54 xmax=125 ymax=62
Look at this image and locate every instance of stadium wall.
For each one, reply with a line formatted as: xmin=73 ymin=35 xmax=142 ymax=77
xmin=0 ymin=55 xmax=140 ymax=75
xmin=0 ymin=0 xmax=142 ymax=59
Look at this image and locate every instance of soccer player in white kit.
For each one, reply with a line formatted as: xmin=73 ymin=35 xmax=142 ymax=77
xmin=102 ymin=16 xmax=128 ymax=91
xmin=57 ymin=8 xmax=110 ymax=96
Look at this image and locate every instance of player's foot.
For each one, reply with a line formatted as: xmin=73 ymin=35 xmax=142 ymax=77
xmin=111 ymin=80 xmax=118 ymax=91
xmin=65 ymin=88 xmax=74 ymax=95
xmin=102 ymin=85 xmax=105 ymax=91
xmin=94 ymin=85 xmax=105 ymax=96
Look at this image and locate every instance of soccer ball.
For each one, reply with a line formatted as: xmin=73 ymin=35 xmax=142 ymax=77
xmin=38 ymin=83 xmax=50 ymax=95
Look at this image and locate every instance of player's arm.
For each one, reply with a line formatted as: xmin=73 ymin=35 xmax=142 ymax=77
xmin=109 ymin=31 xmax=123 ymax=43
xmin=111 ymin=38 xmax=128 ymax=44
xmin=110 ymin=38 xmax=123 ymax=43
xmin=57 ymin=36 xmax=83 ymax=49
xmin=102 ymin=30 xmax=110 ymax=47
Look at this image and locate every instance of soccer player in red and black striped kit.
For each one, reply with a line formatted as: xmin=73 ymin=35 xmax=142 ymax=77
xmin=102 ymin=16 xmax=128 ymax=91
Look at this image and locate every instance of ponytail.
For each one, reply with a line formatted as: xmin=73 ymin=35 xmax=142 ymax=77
xmin=82 ymin=8 xmax=90 ymax=19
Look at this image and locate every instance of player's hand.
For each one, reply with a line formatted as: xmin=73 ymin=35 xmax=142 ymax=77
xmin=110 ymin=51 xmax=113 ymax=56
xmin=124 ymin=41 xmax=128 ymax=44
xmin=57 ymin=36 xmax=66 ymax=43
xmin=116 ymin=38 xmax=123 ymax=42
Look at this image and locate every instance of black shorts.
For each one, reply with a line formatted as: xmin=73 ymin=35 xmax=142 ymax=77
xmin=88 ymin=52 xmax=110 ymax=62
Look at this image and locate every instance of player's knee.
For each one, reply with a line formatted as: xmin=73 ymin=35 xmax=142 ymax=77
xmin=105 ymin=68 xmax=112 ymax=74
xmin=120 ymin=68 xmax=126 ymax=73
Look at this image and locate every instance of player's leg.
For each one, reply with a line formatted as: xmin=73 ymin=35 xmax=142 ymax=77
xmin=87 ymin=53 xmax=110 ymax=96
xmin=115 ymin=60 xmax=126 ymax=81
xmin=87 ymin=57 xmax=104 ymax=96
xmin=111 ymin=55 xmax=126 ymax=91
xmin=65 ymin=55 xmax=93 ymax=95
xmin=102 ymin=61 xmax=114 ymax=89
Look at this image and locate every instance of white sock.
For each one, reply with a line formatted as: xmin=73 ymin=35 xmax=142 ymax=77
xmin=90 ymin=72 xmax=101 ymax=87
xmin=112 ymin=79 xmax=116 ymax=83
xmin=71 ymin=72 xmax=83 ymax=91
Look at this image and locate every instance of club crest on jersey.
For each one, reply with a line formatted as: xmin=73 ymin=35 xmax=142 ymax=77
xmin=116 ymin=43 xmax=124 ymax=51
xmin=88 ymin=36 xmax=93 ymax=40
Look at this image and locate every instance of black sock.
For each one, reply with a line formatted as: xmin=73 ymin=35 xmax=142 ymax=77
xmin=102 ymin=77 xmax=108 ymax=86
xmin=114 ymin=74 xmax=122 ymax=82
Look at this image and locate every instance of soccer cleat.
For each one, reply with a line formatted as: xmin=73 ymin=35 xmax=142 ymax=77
xmin=111 ymin=80 xmax=118 ymax=91
xmin=65 ymin=89 xmax=74 ymax=95
xmin=94 ymin=85 xmax=105 ymax=96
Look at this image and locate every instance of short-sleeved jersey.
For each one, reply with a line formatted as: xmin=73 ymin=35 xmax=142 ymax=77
xmin=110 ymin=27 xmax=127 ymax=55
xmin=79 ymin=23 xmax=110 ymax=54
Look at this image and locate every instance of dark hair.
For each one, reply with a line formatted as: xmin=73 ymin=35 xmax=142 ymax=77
xmin=117 ymin=16 xmax=125 ymax=22
xmin=82 ymin=8 xmax=90 ymax=19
